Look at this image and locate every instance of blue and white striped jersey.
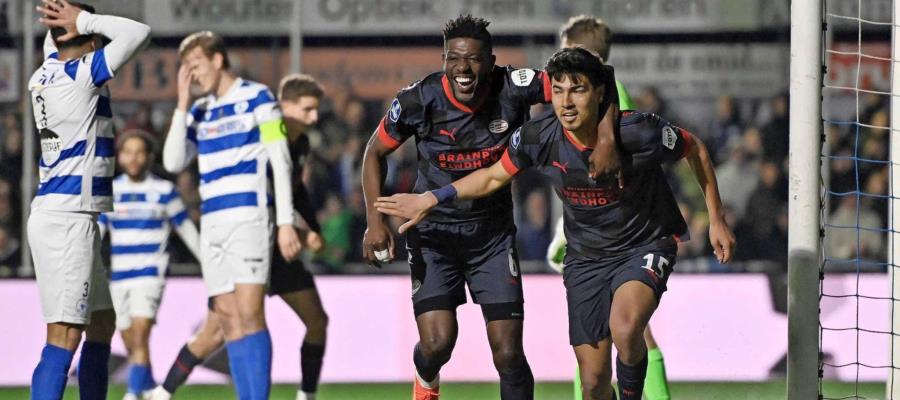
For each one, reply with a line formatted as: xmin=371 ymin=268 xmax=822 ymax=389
xmin=184 ymin=78 xmax=287 ymax=224
xmin=27 ymin=11 xmax=150 ymax=213
xmin=99 ymin=174 xmax=192 ymax=283
xmin=29 ymin=50 xmax=115 ymax=212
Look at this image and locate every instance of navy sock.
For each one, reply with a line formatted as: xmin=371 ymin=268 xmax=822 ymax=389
xmin=31 ymin=344 xmax=74 ymax=400
xmin=77 ymin=341 xmax=110 ymax=400
xmin=225 ymin=339 xmax=251 ymax=400
xmin=128 ymin=364 xmax=151 ymax=394
xmin=162 ymin=344 xmax=203 ymax=393
xmin=498 ymin=358 xmax=534 ymax=400
xmin=243 ymin=330 xmax=272 ymax=400
xmin=412 ymin=343 xmax=449 ymax=383
xmin=300 ymin=341 xmax=325 ymax=394
xmin=616 ymin=354 xmax=648 ymax=400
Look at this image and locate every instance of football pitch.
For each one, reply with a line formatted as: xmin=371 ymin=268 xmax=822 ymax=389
xmin=0 ymin=381 xmax=884 ymax=399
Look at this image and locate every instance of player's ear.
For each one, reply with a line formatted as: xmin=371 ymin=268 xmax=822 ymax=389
xmin=212 ymin=52 xmax=224 ymax=70
xmin=489 ymin=54 xmax=496 ymax=66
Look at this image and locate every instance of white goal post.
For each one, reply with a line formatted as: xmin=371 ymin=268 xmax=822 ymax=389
xmin=788 ymin=0 xmax=823 ymax=398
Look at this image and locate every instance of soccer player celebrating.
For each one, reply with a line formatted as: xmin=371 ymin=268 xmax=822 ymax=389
xmin=361 ymin=14 xmax=620 ymax=400
xmin=27 ymin=1 xmax=149 ymax=399
xmin=97 ymin=132 xmax=201 ymax=400
xmin=161 ymin=31 xmax=302 ymax=399
xmin=550 ymin=15 xmax=672 ymax=400
xmin=151 ymin=74 xmax=329 ymax=400
xmin=375 ymin=48 xmax=735 ymax=400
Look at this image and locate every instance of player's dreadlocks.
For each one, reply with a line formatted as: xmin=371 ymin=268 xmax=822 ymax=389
xmin=51 ymin=2 xmax=96 ymax=49
xmin=544 ymin=47 xmax=609 ymax=89
xmin=442 ymin=14 xmax=492 ymax=54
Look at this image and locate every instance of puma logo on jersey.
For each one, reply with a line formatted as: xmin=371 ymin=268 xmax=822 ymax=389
xmin=552 ymin=161 xmax=569 ymax=174
xmin=439 ymin=128 xmax=458 ymax=142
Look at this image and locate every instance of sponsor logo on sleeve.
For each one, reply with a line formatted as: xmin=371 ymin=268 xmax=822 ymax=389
xmin=389 ymin=98 xmax=402 ymax=122
xmin=511 ymin=69 xmax=535 ymax=87
xmin=662 ymin=126 xmax=678 ymax=150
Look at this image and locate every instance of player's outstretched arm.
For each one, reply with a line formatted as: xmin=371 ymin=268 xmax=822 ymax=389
xmin=375 ymin=160 xmax=514 ymax=234
xmin=361 ymin=133 xmax=399 ymax=265
xmin=682 ymin=132 xmax=736 ymax=263
xmin=163 ymin=65 xmax=198 ymax=173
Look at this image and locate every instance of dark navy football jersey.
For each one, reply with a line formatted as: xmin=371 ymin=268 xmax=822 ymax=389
xmin=501 ymin=111 xmax=692 ymax=260
xmin=289 ymin=134 xmax=320 ymax=232
xmin=376 ymin=65 xmax=550 ymax=223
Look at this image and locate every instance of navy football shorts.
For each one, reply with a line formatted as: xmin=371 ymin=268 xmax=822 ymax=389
xmin=563 ymin=239 xmax=677 ymax=346
xmin=406 ymin=219 xmax=524 ymax=322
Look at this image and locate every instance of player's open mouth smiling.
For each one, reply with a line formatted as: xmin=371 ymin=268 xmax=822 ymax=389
xmin=453 ymin=75 xmax=477 ymax=93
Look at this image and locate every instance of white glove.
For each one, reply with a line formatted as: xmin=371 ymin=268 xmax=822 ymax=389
xmin=546 ymin=217 xmax=567 ymax=273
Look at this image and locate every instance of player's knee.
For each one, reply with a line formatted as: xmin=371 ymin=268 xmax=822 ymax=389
xmin=609 ymin=312 xmax=644 ymax=349
xmin=579 ymin=367 xmax=613 ymax=400
xmin=306 ymin=310 xmax=329 ymax=336
xmin=85 ymin=309 xmax=116 ymax=342
xmin=490 ymin=344 xmax=525 ymax=373
xmin=419 ymin=334 xmax=455 ymax=362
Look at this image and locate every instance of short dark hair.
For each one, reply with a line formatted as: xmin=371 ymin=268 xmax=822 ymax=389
xmin=179 ymin=31 xmax=230 ymax=69
xmin=560 ymin=15 xmax=612 ymax=62
xmin=442 ymin=14 xmax=492 ymax=54
xmin=278 ymin=74 xmax=324 ymax=102
xmin=51 ymin=2 xmax=96 ymax=50
xmin=544 ymin=47 xmax=609 ymax=89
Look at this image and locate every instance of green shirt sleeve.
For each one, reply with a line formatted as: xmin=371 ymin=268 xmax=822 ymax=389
xmin=616 ymin=80 xmax=635 ymax=111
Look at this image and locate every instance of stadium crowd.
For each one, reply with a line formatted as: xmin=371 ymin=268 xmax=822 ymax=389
xmin=0 ymin=82 xmax=880 ymax=277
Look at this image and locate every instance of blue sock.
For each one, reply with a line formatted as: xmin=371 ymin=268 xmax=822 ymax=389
xmin=78 ymin=341 xmax=110 ymax=400
xmin=128 ymin=364 xmax=152 ymax=394
xmin=142 ymin=364 xmax=156 ymax=391
xmin=31 ymin=344 xmax=74 ymax=400
xmin=243 ymin=330 xmax=272 ymax=400
xmin=225 ymin=338 xmax=251 ymax=399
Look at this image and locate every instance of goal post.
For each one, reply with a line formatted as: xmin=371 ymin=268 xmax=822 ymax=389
xmin=788 ymin=0 xmax=824 ymax=398
xmin=890 ymin=0 xmax=900 ymax=397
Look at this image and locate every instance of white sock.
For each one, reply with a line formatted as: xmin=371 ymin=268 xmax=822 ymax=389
xmin=416 ymin=371 xmax=440 ymax=389
xmin=296 ymin=390 xmax=316 ymax=400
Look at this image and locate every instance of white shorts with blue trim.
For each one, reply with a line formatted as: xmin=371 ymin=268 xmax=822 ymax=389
xmin=28 ymin=209 xmax=113 ymax=324
xmin=200 ymin=219 xmax=272 ymax=297
xmin=110 ymin=278 xmax=164 ymax=331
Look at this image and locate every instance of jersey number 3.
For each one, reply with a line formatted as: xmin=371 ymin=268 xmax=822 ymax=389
xmin=642 ymin=254 xmax=670 ymax=280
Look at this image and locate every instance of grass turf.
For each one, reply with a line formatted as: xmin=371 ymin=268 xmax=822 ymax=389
xmin=0 ymin=381 xmax=884 ymax=399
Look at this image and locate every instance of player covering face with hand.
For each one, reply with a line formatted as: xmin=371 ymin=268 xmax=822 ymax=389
xmin=161 ymin=30 xmax=301 ymax=399
xmin=375 ymin=48 xmax=736 ymax=400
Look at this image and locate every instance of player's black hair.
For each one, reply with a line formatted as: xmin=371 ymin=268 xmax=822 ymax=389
xmin=544 ymin=47 xmax=609 ymax=89
xmin=51 ymin=2 xmax=96 ymax=49
xmin=442 ymin=14 xmax=492 ymax=54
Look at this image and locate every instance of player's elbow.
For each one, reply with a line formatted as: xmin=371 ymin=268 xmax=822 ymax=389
xmin=134 ymin=23 xmax=152 ymax=44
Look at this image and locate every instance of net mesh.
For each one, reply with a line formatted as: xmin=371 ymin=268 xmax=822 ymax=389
xmin=821 ymin=0 xmax=895 ymax=398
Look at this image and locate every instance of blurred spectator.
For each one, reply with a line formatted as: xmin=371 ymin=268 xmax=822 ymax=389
xmin=517 ymin=191 xmax=551 ymax=260
xmin=715 ymin=132 xmax=760 ymax=220
xmin=636 ymin=87 xmax=668 ymax=117
xmin=743 ymin=161 xmax=788 ymax=264
xmin=1 ymin=116 xmax=22 ymax=180
xmin=123 ymin=104 xmax=160 ymax=138
xmin=704 ymin=95 xmax=743 ymax=165
xmin=761 ymin=93 xmax=789 ymax=163
xmin=0 ymin=224 xmax=19 ymax=277
xmin=825 ymin=194 xmax=884 ymax=262
xmin=318 ymin=194 xmax=352 ymax=270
